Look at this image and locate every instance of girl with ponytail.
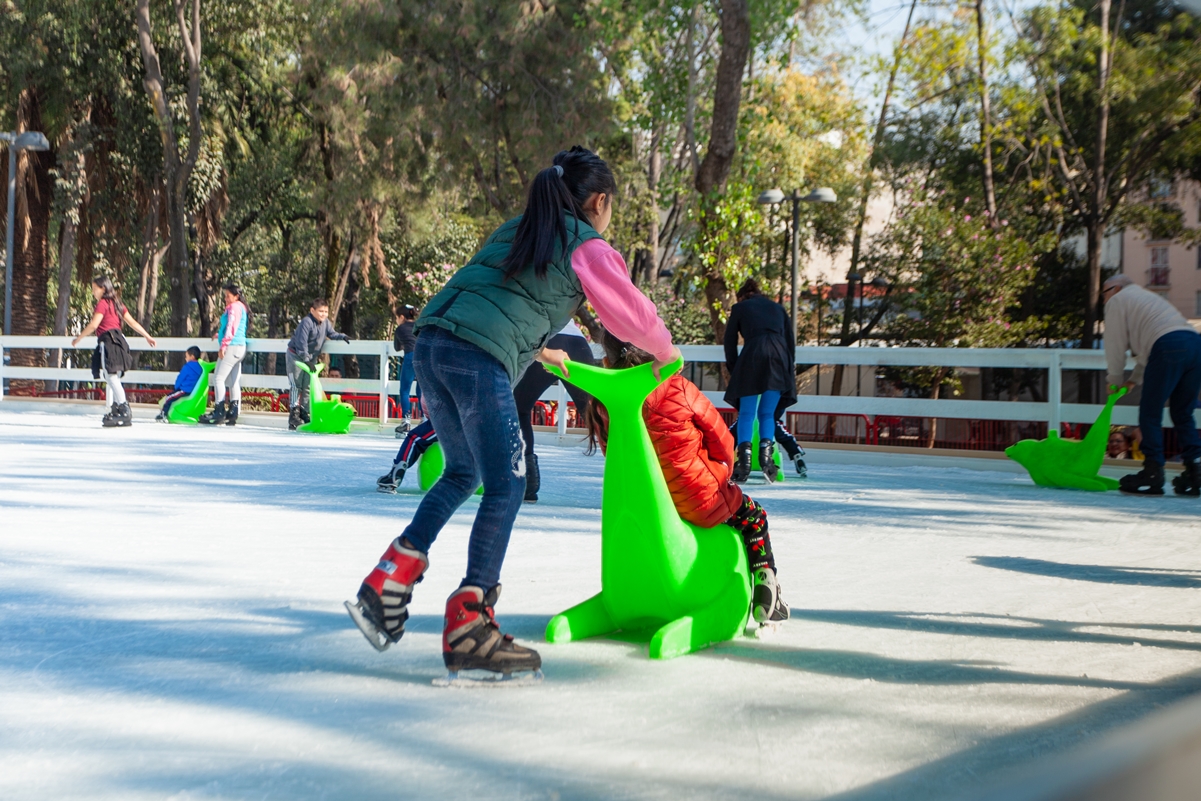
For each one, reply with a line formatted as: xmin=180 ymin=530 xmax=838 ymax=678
xmin=200 ymin=283 xmax=251 ymax=426
xmin=347 ymin=145 xmax=680 ymax=681
xmin=72 ymin=275 xmax=156 ymax=427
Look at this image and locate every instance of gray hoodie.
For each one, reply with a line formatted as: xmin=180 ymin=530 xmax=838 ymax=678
xmin=287 ymin=313 xmax=349 ymax=361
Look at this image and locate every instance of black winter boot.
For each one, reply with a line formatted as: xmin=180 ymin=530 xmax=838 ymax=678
xmin=759 ymin=439 xmax=779 ymax=483
xmin=102 ymin=403 xmax=122 ymax=428
xmin=524 ymin=452 xmax=541 ymax=503
xmin=199 ymin=400 xmax=228 ymax=425
xmin=1119 ymin=463 xmax=1165 ymax=495
xmin=1172 ymin=459 xmax=1201 ymax=497
xmin=225 ymin=400 xmax=239 ymax=426
xmin=733 ymin=442 xmax=752 ymax=483
xmin=288 ymin=405 xmax=303 ymax=430
xmin=299 ymin=404 xmax=311 ymax=424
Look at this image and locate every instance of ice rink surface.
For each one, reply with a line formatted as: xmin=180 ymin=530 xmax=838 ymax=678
xmin=1 ymin=408 xmax=1200 ymax=801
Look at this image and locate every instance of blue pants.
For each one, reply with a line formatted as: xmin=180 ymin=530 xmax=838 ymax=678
xmin=397 ymin=352 xmax=421 ymax=417
xmin=1139 ymin=329 xmax=1201 ymax=466
xmin=399 ymin=329 xmax=526 ymax=589
xmin=737 ymin=391 xmax=781 ymax=444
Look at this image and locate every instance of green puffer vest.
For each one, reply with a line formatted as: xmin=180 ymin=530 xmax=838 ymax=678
xmin=415 ymin=214 xmax=602 ymax=381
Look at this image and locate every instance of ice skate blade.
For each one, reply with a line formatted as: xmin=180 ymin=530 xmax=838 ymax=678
xmin=750 ymin=622 xmax=781 ymax=639
xmin=376 ymin=485 xmax=398 ymax=495
xmin=343 ymin=600 xmax=391 ymax=652
xmin=433 ymin=669 xmax=544 ymax=688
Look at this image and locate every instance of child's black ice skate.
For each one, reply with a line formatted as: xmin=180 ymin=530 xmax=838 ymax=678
xmin=225 ymin=400 xmax=239 ymax=426
xmin=759 ymin=439 xmax=779 ymax=483
xmin=394 ymin=420 xmax=411 ymax=439
xmin=733 ymin=442 xmax=752 ymax=483
xmin=1170 ymin=459 xmax=1200 ymax=497
xmin=376 ymin=462 xmax=407 ymax=493
xmin=437 ymin=584 xmax=543 ymax=687
xmin=1119 ymin=464 xmax=1165 ymax=495
xmin=752 ymin=568 xmax=789 ymax=625
xmin=792 ymin=452 xmax=807 ymax=478
xmin=344 ymin=537 xmax=429 ymax=652
xmin=288 ymin=405 xmax=303 ymax=430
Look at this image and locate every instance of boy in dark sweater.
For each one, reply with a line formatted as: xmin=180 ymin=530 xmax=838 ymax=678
xmin=157 ymin=346 xmax=203 ymax=421
xmin=286 ymin=298 xmax=351 ymax=430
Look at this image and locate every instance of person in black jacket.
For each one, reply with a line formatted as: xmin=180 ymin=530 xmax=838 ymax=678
xmin=286 ymin=298 xmax=351 ymax=430
xmin=392 ymin=304 xmax=421 ymax=434
xmin=723 ymin=279 xmax=797 ymax=482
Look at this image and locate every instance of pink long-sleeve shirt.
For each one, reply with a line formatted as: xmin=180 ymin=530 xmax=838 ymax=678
xmin=571 ymin=238 xmax=674 ymax=363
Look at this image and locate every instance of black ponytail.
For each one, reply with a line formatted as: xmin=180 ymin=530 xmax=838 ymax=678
xmin=501 ymin=145 xmax=618 ymax=280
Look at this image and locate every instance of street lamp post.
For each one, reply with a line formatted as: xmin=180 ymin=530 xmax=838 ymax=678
xmin=757 ymin=186 xmax=837 ymax=344
xmin=2 ymin=131 xmax=51 ymax=336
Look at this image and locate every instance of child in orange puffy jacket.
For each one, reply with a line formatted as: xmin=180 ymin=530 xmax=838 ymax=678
xmin=584 ymin=329 xmax=789 ymax=625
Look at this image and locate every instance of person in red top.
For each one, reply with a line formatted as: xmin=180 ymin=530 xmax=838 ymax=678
xmin=585 ymin=329 xmax=789 ymax=625
xmin=71 ymin=275 xmax=156 ymax=427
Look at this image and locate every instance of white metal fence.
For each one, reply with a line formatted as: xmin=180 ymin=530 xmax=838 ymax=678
xmin=0 ymin=336 xmax=1194 ymax=431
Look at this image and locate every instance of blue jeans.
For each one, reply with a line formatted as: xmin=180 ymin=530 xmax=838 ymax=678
xmin=397 ymin=353 xmax=420 ymax=417
xmin=737 ymin=391 xmax=781 ymax=444
xmin=399 ymin=329 xmax=526 ymax=589
xmin=1139 ymin=329 xmax=1201 ymax=466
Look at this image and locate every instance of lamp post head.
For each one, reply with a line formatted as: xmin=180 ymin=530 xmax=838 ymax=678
xmin=803 ymin=187 xmax=838 ymax=203
xmin=13 ymin=132 xmax=50 ymax=151
xmin=871 ymin=276 xmax=889 ymax=288
xmin=757 ymin=188 xmax=785 ymax=205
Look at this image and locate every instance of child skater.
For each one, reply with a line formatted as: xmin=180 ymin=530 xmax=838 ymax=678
xmin=71 ymin=275 xmax=156 ymax=427
xmin=347 ymin=145 xmax=680 ymax=681
xmin=585 ymin=329 xmax=790 ymax=626
xmin=157 ymin=346 xmax=203 ymax=421
xmin=376 ymin=419 xmax=439 ymax=493
xmin=200 ymin=283 xmax=250 ymax=426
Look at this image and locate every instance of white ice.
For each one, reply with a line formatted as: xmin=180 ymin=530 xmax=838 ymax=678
xmin=1 ymin=408 xmax=1200 ymax=801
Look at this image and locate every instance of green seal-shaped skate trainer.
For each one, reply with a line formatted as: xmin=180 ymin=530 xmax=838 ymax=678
xmin=544 ymin=357 xmax=751 ymax=660
xmin=1005 ymin=388 xmax=1127 ymax=491
xmin=416 ymin=441 xmax=483 ymax=495
xmin=294 ymin=361 xmax=356 ymax=434
xmin=163 ymin=361 xmax=217 ymax=425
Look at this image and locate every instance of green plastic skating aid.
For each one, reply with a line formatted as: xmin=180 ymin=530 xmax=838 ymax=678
xmin=1005 ymin=388 xmax=1127 ymax=491
xmin=544 ymin=358 xmax=751 ymax=660
xmin=416 ymin=441 xmax=483 ymax=495
xmin=294 ymin=361 xmax=356 ymax=434
xmin=748 ymin=419 xmax=784 ymax=479
xmin=164 ymin=361 xmax=217 ymax=425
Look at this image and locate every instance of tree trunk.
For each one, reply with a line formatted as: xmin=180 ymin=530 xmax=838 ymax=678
xmin=975 ymin=0 xmax=997 ymax=219
xmin=695 ymin=0 xmax=751 ymax=341
xmin=643 ymin=132 xmax=662 ymax=286
xmin=8 ymin=88 xmax=56 ymax=388
xmin=51 ymin=130 xmax=87 ymax=379
xmin=1079 ymin=0 xmax=1112 ymax=402
xmin=830 ymin=0 xmax=918 ymax=401
xmin=136 ymin=0 xmax=202 ymax=339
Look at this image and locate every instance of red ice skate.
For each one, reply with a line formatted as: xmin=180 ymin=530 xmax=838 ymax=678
xmin=344 ymin=537 xmax=428 ymax=652
xmin=437 ymin=585 xmax=542 ymax=686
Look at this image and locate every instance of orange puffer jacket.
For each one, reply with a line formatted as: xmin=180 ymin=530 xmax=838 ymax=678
xmin=602 ymin=374 xmax=743 ymax=528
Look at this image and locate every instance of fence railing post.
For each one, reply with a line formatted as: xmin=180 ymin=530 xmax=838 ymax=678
xmin=378 ymin=341 xmax=390 ymax=429
xmin=1047 ymin=351 xmax=1062 ymax=435
xmin=556 ymin=380 xmax=568 ymax=437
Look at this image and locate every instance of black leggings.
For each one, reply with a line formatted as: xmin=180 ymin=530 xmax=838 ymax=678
xmin=513 ymin=333 xmax=596 ymax=456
